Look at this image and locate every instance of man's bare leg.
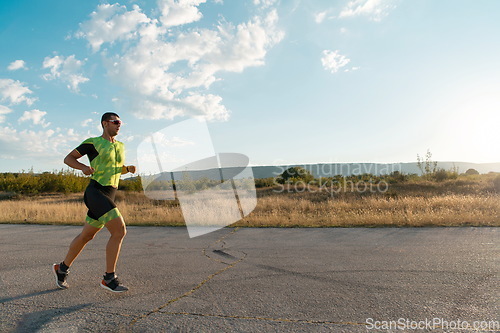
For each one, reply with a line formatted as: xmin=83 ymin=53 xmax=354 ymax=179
xmin=105 ymin=216 xmax=127 ymax=273
xmin=64 ymin=222 xmax=102 ymax=267
xmin=53 ymin=222 xmax=101 ymax=289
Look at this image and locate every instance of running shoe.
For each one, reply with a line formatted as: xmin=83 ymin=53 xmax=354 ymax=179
xmin=52 ymin=263 xmax=69 ymax=289
xmin=100 ymin=274 xmax=129 ymax=293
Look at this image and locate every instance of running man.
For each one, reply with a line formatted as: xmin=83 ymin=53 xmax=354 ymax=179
xmin=53 ymin=112 xmax=135 ymax=293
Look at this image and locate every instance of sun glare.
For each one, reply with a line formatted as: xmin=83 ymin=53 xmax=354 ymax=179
xmin=436 ymin=88 xmax=500 ymax=163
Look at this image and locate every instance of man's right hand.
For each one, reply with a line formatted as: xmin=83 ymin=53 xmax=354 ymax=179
xmin=82 ymin=166 xmax=95 ymax=175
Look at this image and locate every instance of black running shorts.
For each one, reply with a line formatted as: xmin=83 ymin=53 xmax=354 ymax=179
xmin=84 ymin=180 xmax=122 ymax=228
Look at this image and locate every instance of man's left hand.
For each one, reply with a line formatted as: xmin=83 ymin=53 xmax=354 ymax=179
xmin=127 ymin=165 xmax=136 ymax=174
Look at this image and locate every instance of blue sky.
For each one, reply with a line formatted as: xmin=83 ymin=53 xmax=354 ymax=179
xmin=1 ymin=0 xmax=499 ymax=173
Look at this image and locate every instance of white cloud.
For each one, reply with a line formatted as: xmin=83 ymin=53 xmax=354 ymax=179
xmin=76 ymin=3 xmax=151 ymax=52
xmin=314 ymin=11 xmax=327 ymax=24
xmin=321 ymin=50 xmax=351 ymax=73
xmin=159 ymin=0 xmax=206 ymax=27
xmin=204 ymin=10 xmax=283 ymax=73
xmin=253 ymin=0 xmax=277 ymax=9
xmin=7 ymin=60 xmax=27 ymax=71
xmin=0 ymin=125 xmax=86 ymax=160
xmin=18 ymin=109 xmax=51 ymax=128
xmin=81 ymin=118 xmax=93 ymax=127
xmin=339 ymin=0 xmax=396 ymax=22
xmin=42 ymin=54 xmax=89 ymax=92
xmin=0 ymin=105 xmax=12 ymax=123
xmin=344 ymin=66 xmax=360 ymax=72
xmin=79 ymin=2 xmax=283 ymax=121
xmin=0 ymin=79 xmax=37 ymax=105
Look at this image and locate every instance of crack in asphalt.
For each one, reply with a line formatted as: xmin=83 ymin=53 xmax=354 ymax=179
xmin=126 ymin=227 xmax=375 ymax=330
xmin=120 ymin=227 xmax=498 ymax=332
xmin=158 ymin=311 xmax=367 ymax=327
xmin=155 ymin=311 xmax=498 ymax=331
xmin=129 ymin=227 xmax=245 ymax=327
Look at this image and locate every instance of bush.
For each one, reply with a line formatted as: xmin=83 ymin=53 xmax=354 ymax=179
xmin=387 ymin=171 xmax=408 ymax=184
xmin=0 ymin=172 xmax=41 ymax=194
xmin=254 ymin=177 xmax=277 ymax=188
xmin=417 ymin=149 xmax=437 ymax=177
xmin=465 ymin=168 xmax=480 ymax=175
xmin=118 ymin=177 xmax=143 ymax=191
xmin=0 ymin=170 xmax=89 ymax=195
xmin=276 ymin=167 xmax=315 ymax=184
xmin=432 ymin=168 xmax=458 ymax=182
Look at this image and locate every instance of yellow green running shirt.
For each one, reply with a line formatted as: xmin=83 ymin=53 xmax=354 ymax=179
xmin=75 ymin=137 xmax=125 ymax=188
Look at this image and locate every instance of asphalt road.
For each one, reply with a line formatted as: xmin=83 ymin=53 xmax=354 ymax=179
xmin=0 ymin=225 xmax=498 ymax=332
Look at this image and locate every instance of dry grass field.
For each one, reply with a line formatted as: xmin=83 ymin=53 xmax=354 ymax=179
xmin=1 ymin=174 xmax=499 ymax=227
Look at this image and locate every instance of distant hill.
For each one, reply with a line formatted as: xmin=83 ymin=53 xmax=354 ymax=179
xmin=129 ymin=162 xmax=500 ymax=182
xmin=250 ymin=162 xmax=500 ymax=179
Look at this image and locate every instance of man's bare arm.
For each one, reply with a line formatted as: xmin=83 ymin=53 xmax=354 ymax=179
xmin=64 ymin=150 xmax=94 ymax=175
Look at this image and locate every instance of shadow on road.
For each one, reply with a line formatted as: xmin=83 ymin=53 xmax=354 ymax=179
xmin=15 ymin=303 xmax=91 ymax=332
xmin=0 ymin=288 xmax=60 ymax=304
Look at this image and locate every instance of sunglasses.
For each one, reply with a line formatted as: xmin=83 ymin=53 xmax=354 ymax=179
xmin=107 ymin=120 xmax=122 ymax=125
